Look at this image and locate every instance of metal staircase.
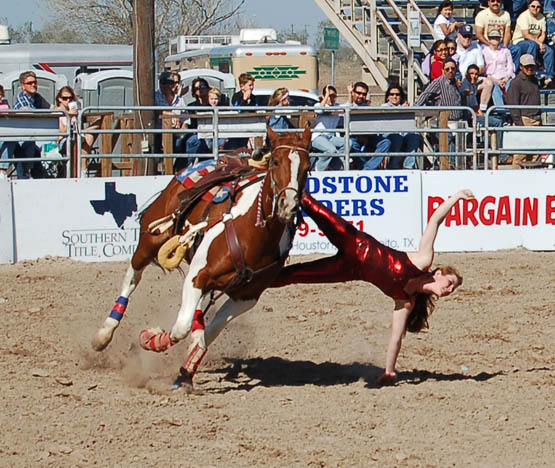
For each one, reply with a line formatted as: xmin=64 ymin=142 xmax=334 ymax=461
xmin=314 ymin=0 xmax=480 ymax=94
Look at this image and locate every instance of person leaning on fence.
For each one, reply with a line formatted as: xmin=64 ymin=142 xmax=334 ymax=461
xmin=13 ymin=71 xmax=51 ymax=179
xmin=346 ymin=81 xmax=392 ymax=170
xmin=381 ymin=85 xmax=421 ymax=169
xmin=0 ymin=84 xmax=12 ymax=179
xmin=55 ymin=86 xmax=101 ymax=177
xmin=505 ymin=53 xmax=542 ymax=168
xmin=415 ymin=58 xmax=463 ymax=166
xmin=227 ymin=73 xmax=258 ymax=150
xmin=311 ymin=85 xmax=347 ymax=171
xmin=173 ymin=77 xmax=210 ymax=173
xmin=267 ymin=88 xmax=294 ymax=131
xmin=186 ymin=88 xmax=226 ymax=155
xmin=154 ymin=71 xmax=187 ymax=162
xmin=512 ymin=0 xmax=554 ymax=88
xmin=415 ymin=59 xmax=464 ymax=121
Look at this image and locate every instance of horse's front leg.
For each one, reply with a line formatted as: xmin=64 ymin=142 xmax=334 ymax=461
xmin=173 ymin=297 xmax=257 ymax=390
xmin=138 ymin=270 xmax=204 ymax=354
xmin=92 ymin=264 xmax=145 ymax=351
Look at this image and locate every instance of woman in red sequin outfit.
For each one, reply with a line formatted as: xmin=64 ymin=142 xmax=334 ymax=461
xmin=274 ymin=189 xmax=475 ymax=384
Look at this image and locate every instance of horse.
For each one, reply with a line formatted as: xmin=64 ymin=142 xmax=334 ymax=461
xmin=92 ymin=126 xmax=312 ymax=389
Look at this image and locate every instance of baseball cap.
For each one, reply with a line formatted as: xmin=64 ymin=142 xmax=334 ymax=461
xmin=459 ymin=24 xmax=473 ymax=36
xmin=159 ymin=71 xmax=174 ymax=84
xmin=488 ymin=29 xmax=502 ymax=39
xmin=520 ymin=54 xmax=536 ymax=66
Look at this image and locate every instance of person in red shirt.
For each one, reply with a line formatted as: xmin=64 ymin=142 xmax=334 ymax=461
xmin=430 ymin=39 xmax=449 ymax=80
xmin=273 ymin=189 xmax=475 ymax=384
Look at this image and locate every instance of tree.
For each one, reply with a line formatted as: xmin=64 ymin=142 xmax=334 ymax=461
xmin=276 ymin=25 xmax=309 ymax=44
xmin=313 ymin=20 xmax=361 ymax=66
xmin=39 ymin=0 xmax=246 ymax=53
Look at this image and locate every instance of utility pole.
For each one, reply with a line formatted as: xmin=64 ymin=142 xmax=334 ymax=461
xmin=132 ymin=0 xmax=156 ymax=176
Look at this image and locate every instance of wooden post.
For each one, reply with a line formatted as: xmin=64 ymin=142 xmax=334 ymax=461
xmin=120 ymin=114 xmax=134 ymax=176
xmin=438 ymin=111 xmax=450 ymax=170
xmin=162 ymin=116 xmax=174 ymax=174
xmin=70 ymin=135 xmax=78 ymax=178
xmin=132 ymin=0 xmax=156 ymax=176
xmin=101 ymin=113 xmax=114 ymax=177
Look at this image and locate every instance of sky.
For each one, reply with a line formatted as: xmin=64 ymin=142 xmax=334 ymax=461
xmin=2 ymin=0 xmax=328 ymax=43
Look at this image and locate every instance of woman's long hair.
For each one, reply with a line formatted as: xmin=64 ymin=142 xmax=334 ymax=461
xmin=406 ymin=266 xmax=462 ymax=333
xmin=55 ymin=86 xmax=77 ymax=107
xmin=268 ymin=87 xmax=289 ymax=106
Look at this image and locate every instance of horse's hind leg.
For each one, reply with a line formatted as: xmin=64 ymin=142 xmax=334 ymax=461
xmin=91 ymin=264 xmax=145 ymax=351
xmin=173 ymin=297 xmax=257 ymax=390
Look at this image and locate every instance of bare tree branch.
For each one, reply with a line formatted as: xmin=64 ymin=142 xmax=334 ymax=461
xmin=39 ymin=0 xmax=246 ymax=51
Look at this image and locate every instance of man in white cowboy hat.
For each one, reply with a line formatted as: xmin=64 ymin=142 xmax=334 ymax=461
xmin=506 ymin=53 xmax=541 ymax=168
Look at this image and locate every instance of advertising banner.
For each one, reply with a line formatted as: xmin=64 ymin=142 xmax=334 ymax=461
xmin=0 ymin=179 xmax=14 ymax=264
xmin=12 ymin=176 xmax=172 ymax=262
xmin=290 ymin=170 xmax=423 ymax=255
xmin=422 ymin=171 xmax=555 ymax=251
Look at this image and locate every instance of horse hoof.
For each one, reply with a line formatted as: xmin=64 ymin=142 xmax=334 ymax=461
xmin=139 ymin=327 xmax=173 ymax=352
xmin=91 ymin=327 xmax=115 ymax=352
xmin=171 ymin=371 xmax=194 ymax=393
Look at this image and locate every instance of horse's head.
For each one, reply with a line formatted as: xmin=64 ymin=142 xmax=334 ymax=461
xmin=266 ymin=126 xmax=311 ymax=223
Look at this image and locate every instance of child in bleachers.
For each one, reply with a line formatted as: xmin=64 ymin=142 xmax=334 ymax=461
xmin=434 ymin=1 xmax=461 ymax=40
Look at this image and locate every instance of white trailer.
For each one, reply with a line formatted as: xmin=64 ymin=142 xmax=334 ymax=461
xmin=0 ymin=43 xmax=133 ymax=84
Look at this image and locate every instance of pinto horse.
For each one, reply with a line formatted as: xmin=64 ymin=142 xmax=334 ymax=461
xmin=92 ymin=127 xmax=311 ymax=389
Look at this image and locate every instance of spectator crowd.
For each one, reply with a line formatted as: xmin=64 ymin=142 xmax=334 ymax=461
xmin=1 ymin=0 xmax=552 ymax=178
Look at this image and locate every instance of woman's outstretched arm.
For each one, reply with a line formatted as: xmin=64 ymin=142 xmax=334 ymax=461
xmin=378 ymin=299 xmax=413 ymax=384
xmin=415 ymin=189 xmax=475 ymax=268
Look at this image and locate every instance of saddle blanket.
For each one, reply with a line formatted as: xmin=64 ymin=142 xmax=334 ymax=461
xmin=175 ymin=160 xmax=263 ymax=204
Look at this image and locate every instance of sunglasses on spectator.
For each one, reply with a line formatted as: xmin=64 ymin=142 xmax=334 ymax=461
xmin=388 ymin=92 xmax=401 ymax=96
xmin=353 ymin=89 xmax=368 ymax=96
xmin=24 ymin=80 xmax=38 ymax=85
xmin=436 ymin=47 xmax=448 ymax=52
xmin=194 ymin=85 xmax=209 ymax=91
xmin=529 ymin=4 xmax=541 ymax=7
xmin=60 ymin=95 xmax=74 ymax=101
xmin=444 ymin=66 xmax=457 ymax=71
xmin=489 ymin=0 xmax=500 ymax=4
xmin=447 ymin=46 xmax=456 ymax=51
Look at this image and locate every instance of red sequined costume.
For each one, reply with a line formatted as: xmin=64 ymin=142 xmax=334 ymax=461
xmin=274 ymin=193 xmax=427 ymax=300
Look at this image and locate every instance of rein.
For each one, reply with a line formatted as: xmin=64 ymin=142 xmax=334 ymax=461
xmin=255 ymin=144 xmax=309 ymax=228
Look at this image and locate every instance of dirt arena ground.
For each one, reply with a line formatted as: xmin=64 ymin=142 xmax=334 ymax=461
xmin=1 ymin=249 xmax=554 ymax=467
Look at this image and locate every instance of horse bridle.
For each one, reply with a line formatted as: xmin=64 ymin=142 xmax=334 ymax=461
xmin=255 ymin=144 xmax=310 ymax=228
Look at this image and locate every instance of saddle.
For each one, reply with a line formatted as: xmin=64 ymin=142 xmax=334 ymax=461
xmin=172 ymin=153 xmax=267 ymax=235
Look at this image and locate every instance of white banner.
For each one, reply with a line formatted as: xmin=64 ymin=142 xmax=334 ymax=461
xmin=0 ymin=179 xmax=14 ymax=264
xmin=290 ymin=170 xmax=423 ymax=255
xmin=5 ymin=170 xmax=555 ymax=264
xmin=12 ymin=176 xmax=172 ymax=262
xmin=422 ymin=171 xmax=555 ymax=251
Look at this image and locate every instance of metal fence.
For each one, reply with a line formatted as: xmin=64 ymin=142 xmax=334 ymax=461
xmin=1 ymin=104 xmax=554 ymax=178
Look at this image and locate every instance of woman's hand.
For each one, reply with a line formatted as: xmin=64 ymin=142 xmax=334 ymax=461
xmin=377 ymin=372 xmax=397 ymax=385
xmin=457 ymin=189 xmax=475 ymax=201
